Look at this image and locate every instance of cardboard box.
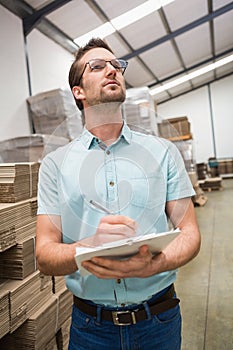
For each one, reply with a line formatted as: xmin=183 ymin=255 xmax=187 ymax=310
xmin=0 ymin=134 xmax=69 ymax=163
xmin=158 ymin=116 xmax=190 ymax=138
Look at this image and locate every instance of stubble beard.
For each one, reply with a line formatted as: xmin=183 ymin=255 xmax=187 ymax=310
xmin=86 ymin=84 xmax=126 ymax=108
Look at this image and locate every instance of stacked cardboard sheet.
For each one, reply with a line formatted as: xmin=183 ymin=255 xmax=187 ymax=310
xmin=0 ymin=285 xmax=10 ymax=339
xmin=44 ymin=336 xmax=58 ymax=350
xmin=0 ymin=271 xmax=53 ymax=334
xmin=60 ymin=317 xmax=71 ymax=350
xmin=0 ymin=163 xmax=39 ymax=203
xmin=2 ymin=287 xmax=72 ymax=350
xmin=56 ymin=287 xmax=73 ymax=331
xmin=53 ymin=275 xmax=67 ymax=293
xmin=0 ymin=237 xmax=36 ymax=280
xmin=0 ymin=198 xmax=37 ymax=252
xmin=218 ymin=158 xmax=233 ymax=176
xmin=27 ymin=88 xmax=83 ymax=140
xmin=123 ymin=87 xmax=158 ymax=135
xmin=158 ymin=116 xmax=191 ymax=140
xmin=15 ymin=222 xmax=36 ymax=243
xmin=0 ymin=134 xmax=69 ymax=163
xmin=40 ymin=273 xmax=52 ymax=292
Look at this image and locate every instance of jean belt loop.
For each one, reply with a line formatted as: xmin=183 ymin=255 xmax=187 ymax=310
xmin=143 ymin=301 xmax=152 ymax=320
xmin=96 ymin=305 xmax=102 ymax=324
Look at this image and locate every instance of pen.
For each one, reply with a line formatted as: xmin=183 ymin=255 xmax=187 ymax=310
xmin=89 ymin=199 xmax=113 ymax=215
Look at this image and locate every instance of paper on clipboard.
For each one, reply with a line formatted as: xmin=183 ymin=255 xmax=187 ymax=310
xmin=75 ymin=228 xmax=181 ymax=276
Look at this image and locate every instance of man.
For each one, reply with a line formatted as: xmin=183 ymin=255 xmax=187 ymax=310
xmin=36 ymin=38 xmax=201 ymax=349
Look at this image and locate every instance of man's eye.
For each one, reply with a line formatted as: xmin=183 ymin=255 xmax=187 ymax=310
xmin=92 ymin=64 xmax=103 ymax=70
xmin=112 ymin=63 xmax=121 ymax=69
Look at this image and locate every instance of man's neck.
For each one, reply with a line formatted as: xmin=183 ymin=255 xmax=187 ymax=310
xmin=84 ymin=103 xmax=124 ymax=145
xmin=89 ymin=122 xmax=123 ymax=145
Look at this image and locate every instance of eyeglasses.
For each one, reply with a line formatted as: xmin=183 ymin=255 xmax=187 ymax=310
xmin=77 ymin=58 xmax=128 ymax=85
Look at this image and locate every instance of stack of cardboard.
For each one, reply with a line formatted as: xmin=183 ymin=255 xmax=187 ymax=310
xmin=0 ymin=286 xmax=10 ymax=339
xmin=0 ymin=163 xmax=39 ymax=203
xmin=0 ymin=271 xmax=53 ymax=334
xmin=53 ymin=275 xmax=67 ymax=293
xmin=0 ymin=134 xmax=69 ymax=163
xmin=0 ymin=154 xmax=73 ymax=348
xmin=1 ymin=286 xmax=72 ymax=350
xmin=60 ymin=317 xmax=71 ymax=350
xmin=27 ymin=88 xmax=83 ymax=140
xmin=217 ymin=158 xmax=233 ymax=176
xmin=0 ymin=237 xmax=36 ymax=280
xmin=173 ymin=139 xmax=195 ymax=172
xmin=123 ymin=87 xmax=158 ymax=135
xmin=0 ymin=198 xmax=37 ymax=252
xmin=158 ymin=116 xmax=191 ymax=140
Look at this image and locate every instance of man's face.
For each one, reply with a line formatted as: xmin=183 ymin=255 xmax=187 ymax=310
xmin=77 ymin=47 xmax=126 ymax=108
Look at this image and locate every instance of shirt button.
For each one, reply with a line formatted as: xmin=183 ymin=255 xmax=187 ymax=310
xmin=109 ymin=181 xmax=114 ymax=186
xmin=106 ymin=150 xmax=110 ymax=155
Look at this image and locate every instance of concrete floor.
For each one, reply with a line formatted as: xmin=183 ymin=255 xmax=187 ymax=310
xmin=176 ymin=178 xmax=233 ymax=350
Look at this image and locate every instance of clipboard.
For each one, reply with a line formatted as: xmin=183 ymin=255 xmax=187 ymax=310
xmin=75 ymin=228 xmax=180 ymax=276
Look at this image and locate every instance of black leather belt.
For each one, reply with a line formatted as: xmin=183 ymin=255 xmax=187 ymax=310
xmin=73 ymin=284 xmax=179 ymax=326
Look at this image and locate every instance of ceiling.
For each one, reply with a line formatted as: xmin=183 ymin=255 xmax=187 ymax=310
xmin=1 ymin=0 xmax=233 ymax=104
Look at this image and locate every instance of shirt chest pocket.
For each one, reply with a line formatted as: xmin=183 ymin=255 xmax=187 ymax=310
xmin=118 ymin=173 xmax=166 ymax=209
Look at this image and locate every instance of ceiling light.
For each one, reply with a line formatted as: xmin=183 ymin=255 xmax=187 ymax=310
xmin=150 ymin=54 xmax=233 ymax=95
xmin=74 ymin=0 xmax=174 ymax=46
xmin=75 ymin=22 xmax=115 ymax=47
xmin=111 ymin=0 xmax=174 ymax=30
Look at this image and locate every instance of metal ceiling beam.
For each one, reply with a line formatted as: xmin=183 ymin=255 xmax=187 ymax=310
xmin=0 ymin=0 xmax=78 ymax=53
xmin=157 ymin=71 xmax=233 ymax=105
xmin=208 ymin=0 xmax=216 ymax=80
xmin=148 ymin=48 xmax=233 ymax=88
xmin=121 ymin=2 xmax=233 ymax=61
xmin=23 ymin=0 xmax=72 ymax=36
xmin=158 ymin=7 xmax=193 ymax=90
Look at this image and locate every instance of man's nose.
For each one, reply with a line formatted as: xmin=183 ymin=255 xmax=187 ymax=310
xmin=105 ymin=62 xmax=117 ymax=76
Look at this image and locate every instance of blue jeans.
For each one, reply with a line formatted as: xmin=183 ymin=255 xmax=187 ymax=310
xmin=68 ymin=287 xmax=182 ymax=350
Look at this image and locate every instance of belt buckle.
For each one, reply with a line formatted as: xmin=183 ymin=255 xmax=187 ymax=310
xmin=112 ymin=310 xmax=136 ymax=326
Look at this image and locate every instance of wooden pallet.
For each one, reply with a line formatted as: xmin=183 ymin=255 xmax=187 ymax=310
xmin=202 ymin=186 xmax=223 ymax=192
xmin=167 ymin=134 xmax=192 ymax=142
xmin=198 ymin=177 xmax=223 ymax=192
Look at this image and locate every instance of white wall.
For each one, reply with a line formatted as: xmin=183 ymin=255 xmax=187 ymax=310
xmin=0 ymin=5 xmax=31 ymax=141
xmin=157 ymin=75 xmax=233 ymax=163
xmin=0 ymin=5 xmax=74 ymax=142
xmin=27 ymin=29 xmax=73 ymax=94
xmin=211 ymin=76 xmax=233 ymax=158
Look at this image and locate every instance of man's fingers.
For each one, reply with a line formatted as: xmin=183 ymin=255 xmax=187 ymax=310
xmin=99 ymin=215 xmax=137 ymax=230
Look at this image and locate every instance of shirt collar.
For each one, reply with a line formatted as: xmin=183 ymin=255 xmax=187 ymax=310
xmin=80 ymin=121 xmax=132 ymax=149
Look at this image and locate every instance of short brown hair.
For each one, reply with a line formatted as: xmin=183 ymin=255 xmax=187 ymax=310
xmin=68 ymin=38 xmax=114 ymax=111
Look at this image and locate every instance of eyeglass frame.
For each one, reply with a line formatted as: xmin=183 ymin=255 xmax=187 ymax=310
xmin=76 ymin=58 xmax=128 ymax=85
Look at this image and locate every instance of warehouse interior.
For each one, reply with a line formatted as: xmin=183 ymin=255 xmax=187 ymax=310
xmin=0 ymin=0 xmax=232 ymax=349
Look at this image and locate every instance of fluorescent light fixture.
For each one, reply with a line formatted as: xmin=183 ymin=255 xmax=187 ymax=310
xmin=75 ymin=23 xmax=115 ymax=47
xmin=150 ymin=54 xmax=233 ymax=95
xmin=74 ymin=0 xmax=174 ymax=46
xmin=112 ymin=0 xmax=173 ymax=30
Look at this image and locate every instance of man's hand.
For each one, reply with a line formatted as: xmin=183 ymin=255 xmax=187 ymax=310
xmin=81 ymin=245 xmax=155 ymax=279
xmin=81 ymin=199 xmax=201 ymax=279
xmin=77 ymin=215 xmax=137 ymax=247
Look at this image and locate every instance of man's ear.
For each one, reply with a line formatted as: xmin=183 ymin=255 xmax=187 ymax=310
xmin=72 ymin=86 xmax=85 ymax=101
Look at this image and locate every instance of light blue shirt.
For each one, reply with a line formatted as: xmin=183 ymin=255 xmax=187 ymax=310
xmin=37 ymin=123 xmax=195 ymax=306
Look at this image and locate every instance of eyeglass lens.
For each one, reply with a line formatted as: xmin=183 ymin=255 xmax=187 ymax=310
xmin=89 ymin=59 xmax=128 ymax=73
xmin=77 ymin=58 xmax=128 ymax=85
